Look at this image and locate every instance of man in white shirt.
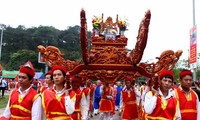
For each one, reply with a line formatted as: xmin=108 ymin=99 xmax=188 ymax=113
xmin=0 ymin=66 xmax=42 ymax=120
xmin=0 ymin=77 xmax=7 ymax=98
xmin=144 ymin=69 xmax=181 ymax=120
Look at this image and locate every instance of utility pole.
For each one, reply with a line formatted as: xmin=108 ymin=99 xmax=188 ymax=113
xmin=0 ymin=25 xmax=5 ymax=62
xmin=192 ymin=0 xmax=197 ymax=81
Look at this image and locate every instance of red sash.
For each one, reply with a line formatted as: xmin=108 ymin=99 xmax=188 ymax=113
xmin=42 ymin=89 xmax=75 ymax=120
xmin=146 ymin=92 xmax=178 ymax=120
xmin=175 ymin=88 xmax=197 ymax=120
xmin=121 ymin=89 xmax=138 ymax=119
xmin=99 ymin=86 xmax=114 ymax=112
xmin=9 ymin=88 xmax=39 ymax=120
xmin=89 ymin=85 xmax=95 ymax=111
xmin=71 ymin=88 xmax=83 ymax=120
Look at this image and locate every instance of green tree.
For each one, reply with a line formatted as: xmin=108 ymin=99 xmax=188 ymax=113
xmin=1 ymin=24 xmax=91 ymax=71
xmin=8 ymin=49 xmax=44 ymax=71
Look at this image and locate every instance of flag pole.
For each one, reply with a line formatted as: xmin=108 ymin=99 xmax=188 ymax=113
xmin=192 ymin=0 xmax=197 ymax=81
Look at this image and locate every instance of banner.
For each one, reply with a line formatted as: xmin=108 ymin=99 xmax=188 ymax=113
xmin=189 ymin=26 xmax=197 ymax=66
xmin=2 ymin=70 xmax=18 ymax=78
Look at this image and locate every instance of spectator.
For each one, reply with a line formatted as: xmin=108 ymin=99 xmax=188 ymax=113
xmin=0 ymin=77 xmax=7 ymax=98
xmin=191 ymin=81 xmax=200 ymax=102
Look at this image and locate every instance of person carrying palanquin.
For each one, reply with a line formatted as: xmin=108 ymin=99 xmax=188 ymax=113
xmin=41 ymin=65 xmax=76 ymax=120
xmin=70 ymin=75 xmax=88 ymax=120
xmin=86 ymin=78 xmax=95 ymax=119
xmin=98 ymin=81 xmax=114 ymax=120
xmin=0 ymin=66 xmax=42 ymax=120
xmin=144 ymin=69 xmax=181 ymax=120
xmin=38 ymin=70 xmax=53 ymax=94
xmin=174 ymin=69 xmax=200 ymax=120
xmin=119 ymin=77 xmax=141 ymax=120
xmin=80 ymin=76 xmax=90 ymax=119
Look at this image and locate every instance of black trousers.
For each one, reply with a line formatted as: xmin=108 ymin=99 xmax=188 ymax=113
xmin=0 ymin=87 xmax=6 ymax=97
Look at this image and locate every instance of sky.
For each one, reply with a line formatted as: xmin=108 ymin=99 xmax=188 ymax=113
xmin=0 ymin=0 xmax=200 ymax=62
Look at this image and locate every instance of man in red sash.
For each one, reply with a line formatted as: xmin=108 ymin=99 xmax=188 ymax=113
xmin=86 ymin=79 xmax=95 ymax=119
xmin=71 ymin=75 xmax=88 ymax=120
xmin=38 ymin=70 xmax=53 ymax=94
xmin=144 ymin=69 xmax=181 ymax=120
xmin=1 ymin=66 xmax=42 ymax=120
xmin=174 ymin=69 xmax=200 ymax=120
xmin=99 ymin=81 xmax=114 ymax=120
xmin=119 ymin=77 xmax=140 ymax=120
xmin=80 ymin=76 xmax=90 ymax=120
xmin=42 ymin=65 xmax=76 ymax=120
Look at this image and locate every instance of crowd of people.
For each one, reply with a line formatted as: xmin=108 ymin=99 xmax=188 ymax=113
xmin=0 ymin=65 xmax=200 ymax=120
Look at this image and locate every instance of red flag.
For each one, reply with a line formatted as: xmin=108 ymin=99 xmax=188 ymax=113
xmin=23 ymin=61 xmax=35 ymax=71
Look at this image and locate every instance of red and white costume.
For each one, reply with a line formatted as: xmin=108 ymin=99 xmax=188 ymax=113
xmin=42 ymin=87 xmax=76 ymax=120
xmin=174 ymin=87 xmax=200 ymax=120
xmin=80 ymin=86 xmax=90 ymax=120
xmin=2 ymin=86 xmax=42 ymax=120
xmin=99 ymin=85 xmax=114 ymax=120
xmin=144 ymin=89 xmax=181 ymax=120
xmin=119 ymin=86 xmax=140 ymax=120
xmin=71 ymin=87 xmax=88 ymax=120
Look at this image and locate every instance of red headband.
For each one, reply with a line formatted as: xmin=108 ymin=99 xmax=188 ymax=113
xmin=159 ymin=69 xmax=174 ymax=79
xmin=179 ymin=70 xmax=192 ymax=78
xmin=71 ymin=76 xmax=82 ymax=84
xmin=19 ymin=67 xmax=35 ymax=77
xmin=51 ymin=65 xmax=68 ymax=74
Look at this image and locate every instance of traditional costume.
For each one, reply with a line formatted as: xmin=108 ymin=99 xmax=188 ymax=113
xmin=42 ymin=87 xmax=75 ymax=120
xmin=119 ymin=77 xmax=140 ymax=120
xmin=71 ymin=76 xmax=88 ymax=120
xmin=80 ymin=76 xmax=90 ymax=120
xmin=87 ymin=81 xmax=95 ymax=119
xmin=174 ymin=70 xmax=200 ymax=120
xmin=1 ymin=66 xmax=42 ymax=120
xmin=144 ymin=70 xmax=181 ymax=120
xmin=41 ymin=65 xmax=76 ymax=120
xmin=38 ymin=70 xmax=53 ymax=94
xmin=99 ymin=83 xmax=114 ymax=120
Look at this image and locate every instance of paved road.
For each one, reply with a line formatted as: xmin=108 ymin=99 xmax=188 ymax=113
xmin=90 ymin=112 xmax=121 ymax=120
xmin=0 ymin=108 xmax=121 ymax=120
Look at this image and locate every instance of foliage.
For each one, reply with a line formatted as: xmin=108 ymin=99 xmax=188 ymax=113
xmin=0 ymin=24 xmax=86 ymax=72
xmin=0 ymin=95 xmax=9 ymax=108
xmin=8 ymin=49 xmax=38 ymax=70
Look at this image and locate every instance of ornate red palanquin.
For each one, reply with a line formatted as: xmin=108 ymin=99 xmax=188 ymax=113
xmin=37 ymin=9 xmax=182 ymax=84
